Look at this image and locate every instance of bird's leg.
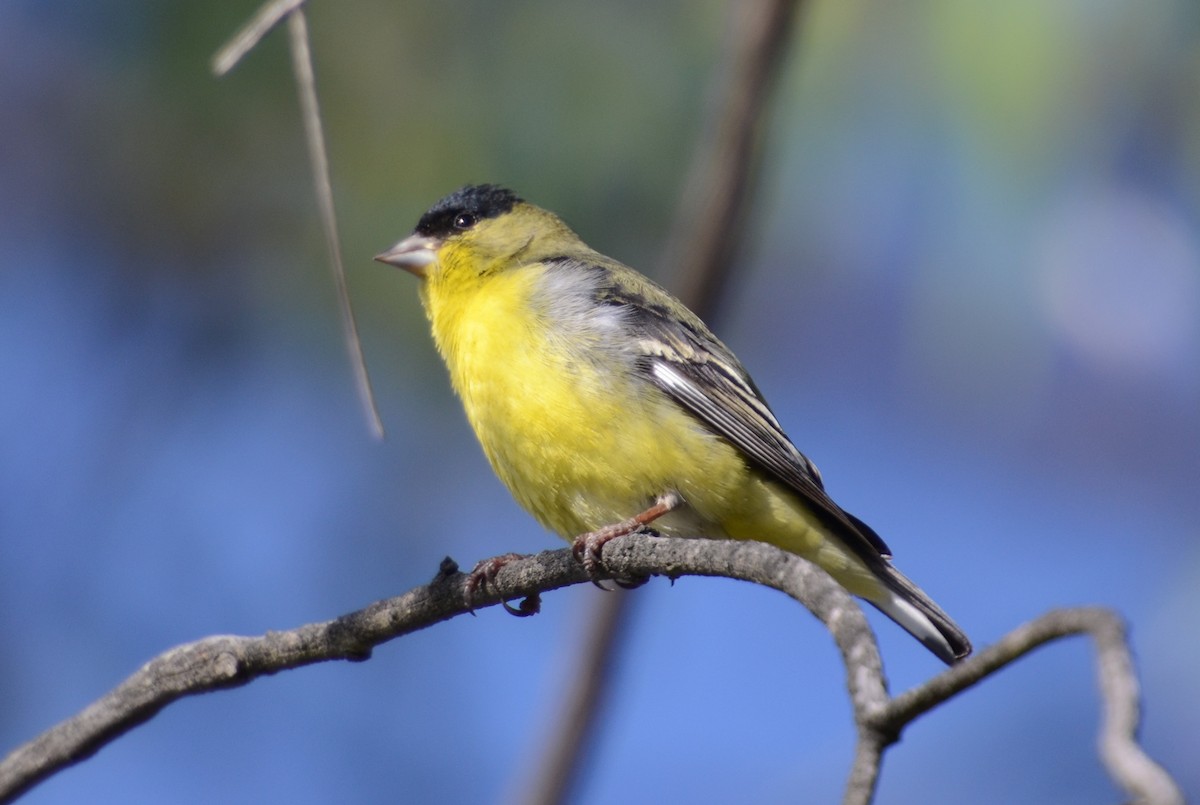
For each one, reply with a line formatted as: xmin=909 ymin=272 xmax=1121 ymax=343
xmin=572 ymin=492 xmax=681 ymax=577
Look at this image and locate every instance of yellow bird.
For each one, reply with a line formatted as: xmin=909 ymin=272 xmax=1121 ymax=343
xmin=376 ymin=185 xmax=971 ymax=664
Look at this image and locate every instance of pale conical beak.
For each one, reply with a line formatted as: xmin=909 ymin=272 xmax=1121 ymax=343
xmin=374 ymin=234 xmax=441 ymax=278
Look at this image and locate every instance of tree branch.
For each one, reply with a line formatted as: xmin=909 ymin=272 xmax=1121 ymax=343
xmin=0 ymin=538 xmax=870 ymax=804
xmin=211 ymin=0 xmax=307 ymax=77
xmin=657 ymin=0 xmax=803 ymax=312
xmin=850 ymin=607 xmax=1185 ymax=805
xmin=516 ymin=585 xmax=634 ymax=805
xmin=214 ymin=0 xmax=385 ymax=438
xmin=2 ymin=536 xmax=1179 ymax=805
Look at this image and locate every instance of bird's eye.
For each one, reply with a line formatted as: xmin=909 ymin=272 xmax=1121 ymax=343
xmin=453 ymin=212 xmax=478 ymax=230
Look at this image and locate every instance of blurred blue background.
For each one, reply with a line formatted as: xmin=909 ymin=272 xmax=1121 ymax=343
xmin=2 ymin=1 xmax=1197 ymax=803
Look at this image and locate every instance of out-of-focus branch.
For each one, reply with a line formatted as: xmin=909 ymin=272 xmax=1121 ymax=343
xmin=659 ymin=0 xmax=804 ymax=317
xmin=514 ymin=586 xmax=634 ymax=805
xmin=522 ymin=2 xmax=806 ymax=802
xmin=284 ymin=10 xmax=384 ymax=438
xmin=213 ymin=0 xmax=385 ymax=438
xmin=211 ymin=0 xmax=306 ymax=77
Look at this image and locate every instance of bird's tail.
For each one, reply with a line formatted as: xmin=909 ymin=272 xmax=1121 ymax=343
xmin=866 ymin=565 xmax=971 ymax=665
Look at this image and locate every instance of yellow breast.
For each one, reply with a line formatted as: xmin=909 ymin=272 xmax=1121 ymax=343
xmin=421 ymin=262 xmax=748 ymax=539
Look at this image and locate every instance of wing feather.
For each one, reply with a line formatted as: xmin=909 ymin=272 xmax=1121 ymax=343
xmin=566 ymin=258 xmax=894 ymax=563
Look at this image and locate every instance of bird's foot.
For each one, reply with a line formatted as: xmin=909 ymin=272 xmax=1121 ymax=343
xmin=571 ymin=493 xmax=681 ymax=578
xmin=464 ymin=552 xmax=539 ymax=616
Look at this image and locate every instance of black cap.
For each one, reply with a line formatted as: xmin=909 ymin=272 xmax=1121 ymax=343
xmin=414 ymin=185 xmax=522 ymax=238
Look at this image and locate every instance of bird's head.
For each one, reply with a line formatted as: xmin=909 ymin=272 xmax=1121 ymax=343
xmin=375 ymin=184 xmax=578 ymax=283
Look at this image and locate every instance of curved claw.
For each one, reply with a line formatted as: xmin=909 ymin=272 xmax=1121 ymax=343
xmin=464 ymin=552 xmax=528 ymax=609
xmin=572 ymin=531 xmax=610 ymax=576
xmin=501 ymin=593 xmax=542 ymax=617
xmin=585 ymin=573 xmax=650 ymax=592
xmin=612 ymin=575 xmax=649 ymax=590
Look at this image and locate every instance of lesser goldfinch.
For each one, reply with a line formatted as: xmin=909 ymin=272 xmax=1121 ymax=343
xmin=376 ymin=184 xmax=971 ymax=664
